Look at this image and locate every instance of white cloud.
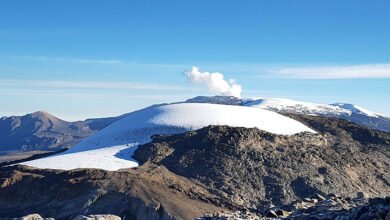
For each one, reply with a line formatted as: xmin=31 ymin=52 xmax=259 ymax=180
xmin=272 ymin=64 xmax=390 ymax=79
xmin=184 ymin=66 xmax=242 ymax=97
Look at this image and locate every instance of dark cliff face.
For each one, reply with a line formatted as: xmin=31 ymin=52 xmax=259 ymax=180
xmin=135 ymin=115 xmax=390 ymax=207
xmin=0 ymin=165 xmax=226 ymax=220
xmin=0 ymin=111 xmax=118 ymax=153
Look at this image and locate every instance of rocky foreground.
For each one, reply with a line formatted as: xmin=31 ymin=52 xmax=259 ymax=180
xmin=198 ymin=195 xmax=390 ymax=219
xmin=0 ymin=115 xmax=389 ymax=219
xmin=7 ymin=196 xmax=390 ymax=220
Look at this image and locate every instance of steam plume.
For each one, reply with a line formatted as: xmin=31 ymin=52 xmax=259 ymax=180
xmin=184 ymin=66 xmax=242 ymax=97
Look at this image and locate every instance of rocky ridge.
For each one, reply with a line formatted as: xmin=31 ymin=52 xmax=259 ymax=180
xmin=0 ymin=164 xmax=229 ymax=219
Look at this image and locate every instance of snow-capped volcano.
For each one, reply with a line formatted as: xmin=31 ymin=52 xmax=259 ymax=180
xmin=185 ymin=96 xmax=390 ymax=132
xmin=245 ymin=98 xmax=351 ymax=116
xmin=22 ymin=103 xmax=315 ymax=171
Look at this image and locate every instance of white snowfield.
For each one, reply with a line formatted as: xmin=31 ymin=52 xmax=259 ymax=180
xmin=183 ymin=96 xmax=384 ymax=118
xmin=245 ymin=98 xmax=352 ymax=116
xmin=22 ymin=103 xmax=315 ymax=171
xmin=331 ymin=103 xmax=380 ymax=118
xmin=244 ymin=98 xmax=382 ymax=118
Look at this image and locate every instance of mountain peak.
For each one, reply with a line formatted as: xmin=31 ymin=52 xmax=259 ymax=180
xmin=30 ymin=110 xmax=51 ymax=117
xmin=185 ymin=96 xmax=243 ymax=105
xmin=28 ymin=111 xmax=66 ymax=122
xmin=330 ymin=103 xmax=379 ymax=118
xmin=1 ymin=111 xmax=56 ymax=121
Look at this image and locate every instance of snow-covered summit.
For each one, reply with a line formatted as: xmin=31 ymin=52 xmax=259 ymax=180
xmin=22 ymin=103 xmax=315 ymax=171
xmin=184 ymin=96 xmax=243 ymax=105
xmin=185 ymin=96 xmax=386 ymax=119
xmin=185 ymin=96 xmax=390 ymax=132
xmin=330 ymin=103 xmax=379 ymax=118
xmin=245 ymin=98 xmax=351 ymax=116
xmin=246 ymin=98 xmax=388 ymax=120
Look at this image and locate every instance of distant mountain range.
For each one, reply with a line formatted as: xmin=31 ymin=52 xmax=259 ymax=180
xmin=0 ymin=111 xmax=120 ymax=161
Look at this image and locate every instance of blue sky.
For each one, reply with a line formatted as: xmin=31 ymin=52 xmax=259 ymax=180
xmin=1 ymin=0 xmax=390 ymax=120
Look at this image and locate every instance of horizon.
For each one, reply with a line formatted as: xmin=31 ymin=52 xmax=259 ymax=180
xmin=2 ymin=95 xmax=389 ymax=122
xmin=1 ymin=0 xmax=390 ymax=120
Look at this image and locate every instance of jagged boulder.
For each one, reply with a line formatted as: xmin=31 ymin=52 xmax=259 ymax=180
xmin=73 ymin=215 xmax=121 ymax=220
xmin=11 ymin=214 xmax=54 ymax=220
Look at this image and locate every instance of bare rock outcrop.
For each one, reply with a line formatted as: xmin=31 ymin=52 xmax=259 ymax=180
xmin=135 ymin=115 xmax=390 ymax=207
xmin=0 ymin=165 xmax=226 ymax=220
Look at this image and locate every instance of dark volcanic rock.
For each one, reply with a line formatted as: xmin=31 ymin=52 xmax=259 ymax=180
xmin=0 ymin=165 xmax=228 ymax=220
xmin=197 ymin=196 xmax=390 ymax=220
xmin=135 ymin=115 xmax=390 ymax=208
xmin=285 ymin=196 xmax=390 ymax=220
xmin=184 ymin=96 xmax=244 ymax=106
